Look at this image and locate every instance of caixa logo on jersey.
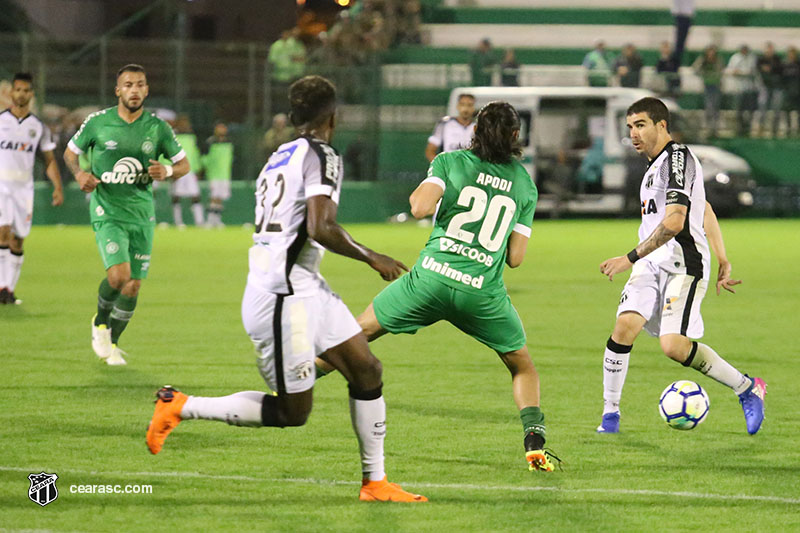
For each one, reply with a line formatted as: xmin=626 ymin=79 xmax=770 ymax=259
xmin=101 ymin=157 xmax=150 ymax=184
xmin=28 ymin=472 xmax=58 ymax=507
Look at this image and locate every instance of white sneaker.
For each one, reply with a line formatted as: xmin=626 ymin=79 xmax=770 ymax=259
xmin=91 ymin=315 xmax=113 ymax=359
xmin=106 ymin=344 xmax=127 ymax=366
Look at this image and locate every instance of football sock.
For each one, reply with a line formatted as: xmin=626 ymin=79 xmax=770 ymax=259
xmin=8 ymin=250 xmax=23 ymax=291
xmin=109 ymin=294 xmax=137 ymax=344
xmin=520 ymin=406 xmax=546 ymax=450
xmin=682 ymin=341 xmax=751 ymax=395
xmin=172 ymin=203 xmax=184 ymax=226
xmin=181 ymin=391 xmax=265 ymax=427
xmin=349 ymin=383 xmax=386 ymax=482
xmin=191 ymin=202 xmax=205 ymax=225
xmin=96 ymin=278 xmax=121 ymax=326
xmin=603 ymin=337 xmax=631 ymax=414
xmin=0 ymin=245 xmax=9 ymax=288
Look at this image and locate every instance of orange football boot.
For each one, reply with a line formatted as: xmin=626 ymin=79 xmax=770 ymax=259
xmin=146 ymin=386 xmax=188 ymax=454
xmin=359 ymin=476 xmax=428 ymax=502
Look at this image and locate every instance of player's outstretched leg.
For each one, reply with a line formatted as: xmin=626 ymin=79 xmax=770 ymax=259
xmin=664 ymin=337 xmax=767 ymax=435
xmin=323 ymin=334 xmax=427 ymax=502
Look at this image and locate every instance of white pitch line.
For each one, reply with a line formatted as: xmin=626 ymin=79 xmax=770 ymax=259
xmin=2 ymin=465 xmax=798 ymax=505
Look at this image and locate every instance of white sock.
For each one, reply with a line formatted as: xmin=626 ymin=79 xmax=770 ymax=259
xmin=180 ymin=391 xmax=265 ymax=427
xmin=8 ymin=251 xmax=23 ymax=291
xmin=603 ymin=338 xmax=632 ymax=414
xmin=349 ymin=393 xmax=386 ymax=482
xmin=172 ymin=203 xmax=184 ymax=225
xmin=208 ymin=211 xmax=221 ymax=226
xmin=0 ymin=246 xmax=9 ymax=288
xmin=685 ymin=342 xmax=751 ymax=395
xmin=191 ymin=202 xmax=205 ymax=225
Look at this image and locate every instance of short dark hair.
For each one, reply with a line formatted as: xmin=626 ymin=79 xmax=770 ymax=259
xmin=469 ymin=101 xmax=522 ymax=164
xmin=12 ymin=72 xmax=33 ymax=85
xmin=627 ymin=97 xmax=669 ymax=131
xmin=117 ymin=64 xmax=147 ymax=80
xmin=457 ymin=93 xmax=475 ymax=102
xmin=288 ymin=75 xmax=336 ymax=128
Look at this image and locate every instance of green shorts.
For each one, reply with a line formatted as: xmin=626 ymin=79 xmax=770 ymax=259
xmin=92 ymin=220 xmax=154 ymax=279
xmin=373 ymin=268 xmax=526 ymax=354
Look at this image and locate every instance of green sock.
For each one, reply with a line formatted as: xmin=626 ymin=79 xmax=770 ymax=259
xmin=109 ymin=294 xmax=137 ymax=344
xmin=520 ymin=406 xmax=546 ymax=451
xmin=95 ymin=278 xmax=120 ymax=326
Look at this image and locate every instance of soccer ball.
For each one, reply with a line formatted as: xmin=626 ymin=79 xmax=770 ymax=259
xmin=658 ymin=380 xmax=710 ymax=430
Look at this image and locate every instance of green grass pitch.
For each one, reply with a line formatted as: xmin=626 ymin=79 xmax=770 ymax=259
xmin=2 ymin=220 xmax=799 ymax=531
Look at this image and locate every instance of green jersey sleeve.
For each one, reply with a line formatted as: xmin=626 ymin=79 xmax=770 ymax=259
xmin=68 ymin=113 xmax=97 ymax=154
xmin=157 ymin=121 xmax=185 ymax=163
xmin=425 ymin=152 xmax=449 ymax=189
xmin=514 ymin=181 xmax=538 ymax=237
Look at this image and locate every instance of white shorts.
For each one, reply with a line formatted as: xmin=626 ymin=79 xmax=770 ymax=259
xmin=241 ymin=281 xmax=362 ymax=394
xmin=209 ymin=180 xmax=231 ymax=201
xmin=0 ymin=182 xmax=34 ymax=238
xmin=617 ymin=260 xmax=707 ymax=339
xmin=170 ymin=172 xmax=201 ymax=197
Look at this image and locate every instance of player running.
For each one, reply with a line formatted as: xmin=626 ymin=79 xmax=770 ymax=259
xmin=64 ymin=64 xmax=190 ymax=365
xmin=0 ymin=72 xmax=63 ymax=305
xmin=145 ymin=76 xmax=427 ymax=503
xmin=321 ymin=101 xmax=557 ymax=472
xmin=597 ymin=96 xmax=766 ymax=435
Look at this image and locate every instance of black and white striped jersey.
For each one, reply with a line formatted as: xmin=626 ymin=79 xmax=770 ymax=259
xmin=247 ymin=135 xmax=343 ymax=296
xmin=638 ymin=141 xmax=710 ymax=279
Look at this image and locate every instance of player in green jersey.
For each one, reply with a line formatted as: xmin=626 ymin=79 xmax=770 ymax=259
xmin=317 ymin=101 xmax=558 ymax=472
xmin=63 ymin=64 xmax=190 ymax=365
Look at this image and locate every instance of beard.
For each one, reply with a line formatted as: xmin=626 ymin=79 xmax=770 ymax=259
xmin=12 ymin=96 xmax=30 ymax=108
xmin=122 ymin=97 xmax=144 ymax=112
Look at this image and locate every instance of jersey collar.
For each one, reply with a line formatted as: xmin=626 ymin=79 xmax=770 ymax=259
xmin=2 ymin=108 xmax=33 ymax=124
xmin=646 ymin=140 xmax=676 ymax=170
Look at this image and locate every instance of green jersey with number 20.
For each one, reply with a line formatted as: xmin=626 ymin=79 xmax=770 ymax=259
xmin=68 ymin=107 xmax=185 ymax=225
xmin=415 ymin=149 xmax=537 ymax=296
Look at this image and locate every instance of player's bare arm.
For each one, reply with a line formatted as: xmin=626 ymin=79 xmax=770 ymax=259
xmin=506 ymin=231 xmax=529 ymax=268
xmin=148 ymin=156 xmax=190 ymax=181
xmin=703 ymin=201 xmax=742 ymax=295
xmin=63 ymin=148 xmax=99 ymax=193
xmin=307 ymin=195 xmax=408 ymax=281
xmin=600 ymin=204 xmax=686 ymax=281
xmin=424 ymin=142 xmax=439 ymax=163
xmin=409 ymin=182 xmax=444 ymax=218
xmin=42 ymin=150 xmax=64 ymax=206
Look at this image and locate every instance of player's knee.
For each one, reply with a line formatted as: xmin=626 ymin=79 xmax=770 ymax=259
xmin=281 ymin=407 xmax=311 ymax=427
xmin=9 ymin=236 xmax=23 ymax=253
xmin=660 ymin=335 xmax=691 ymax=363
xmin=0 ymin=226 xmax=10 ymax=242
xmin=107 ymin=271 xmax=130 ymax=289
xmin=122 ymin=279 xmax=142 ymax=297
xmin=612 ymin=315 xmax=642 ymax=345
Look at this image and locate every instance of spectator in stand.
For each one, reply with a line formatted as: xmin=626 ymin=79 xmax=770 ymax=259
xmin=268 ymin=28 xmax=307 ymax=113
xmin=692 ymin=45 xmax=723 ymax=137
xmin=582 ymin=40 xmax=612 ymax=87
xmin=501 ymin=49 xmax=520 ymax=87
xmin=726 ymin=45 xmax=759 ymax=136
xmin=395 ymin=0 xmax=422 ymax=45
xmin=263 ymin=113 xmax=296 ymax=156
xmin=756 ymin=42 xmax=784 ymax=137
xmin=470 ymin=38 xmax=498 ymax=86
xmin=782 ymin=46 xmax=800 ymax=137
xmin=656 ymin=41 xmax=680 ymax=96
xmin=672 ymin=0 xmax=695 ymax=67
xmin=613 ymin=44 xmax=643 ymax=88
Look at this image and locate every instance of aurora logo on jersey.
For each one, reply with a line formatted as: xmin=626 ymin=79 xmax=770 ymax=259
xmin=0 ymin=140 xmax=34 ymax=152
xmin=438 ymin=237 xmax=494 ymax=266
xmin=421 ymin=255 xmax=484 ymax=289
xmin=100 ymin=157 xmax=150 ymax=184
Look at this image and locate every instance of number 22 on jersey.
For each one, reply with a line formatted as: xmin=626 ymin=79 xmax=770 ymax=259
xmin=445 ymin=186 xmax=516 ymax=252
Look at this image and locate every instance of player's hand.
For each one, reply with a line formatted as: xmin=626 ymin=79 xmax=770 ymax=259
xmin=52 ymin=187 xmax=64 ymax=206
xmin=368 ymin=253 xmax=409 ymax=281
xmin=599 ymin=255 xmax=633 ymax=282
xmin=76 ymin=171 xmax=100 ymax=193
xmin=148 ymin=159 xmax=170 ymax=181
xmin=716 ymin=261 xmax=742 ymax=295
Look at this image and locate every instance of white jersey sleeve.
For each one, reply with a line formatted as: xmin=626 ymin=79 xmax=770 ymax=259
xmin=427 ymin=118 xmax=446 ymax=148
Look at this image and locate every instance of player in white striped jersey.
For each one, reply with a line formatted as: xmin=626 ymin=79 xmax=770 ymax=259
xmin=425 ymin=93 xmax=476 ymax=162
xmin=0 ymin=73 xmax=63 ymax=304
xmin=146 ymin=76 xmax=426 ymax=502
xmin=597 ymin=97 xmax=766 ymax=435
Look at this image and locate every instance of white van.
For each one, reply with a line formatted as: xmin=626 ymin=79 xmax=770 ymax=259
xmin=446 ymin=87 xmax=754 ymax=216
